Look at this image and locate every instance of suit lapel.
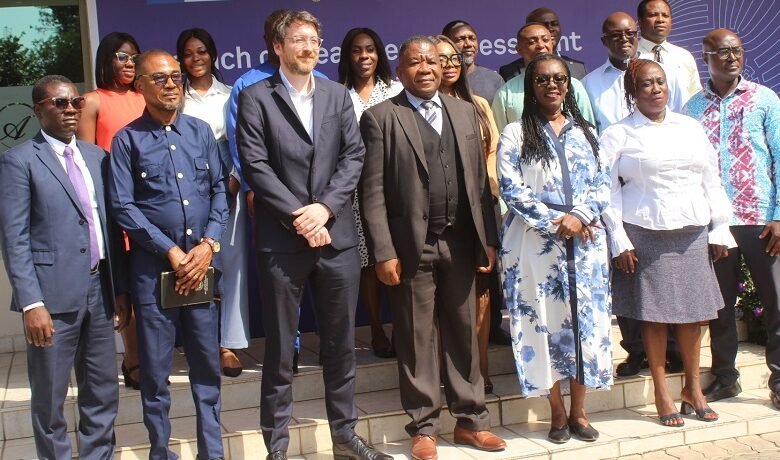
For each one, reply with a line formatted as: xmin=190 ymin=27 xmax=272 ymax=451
xmin=312 ymin=79 xmax=325 ymax=149
xmin=393 ymin=94 xmax=428 ymax=176
xmin=270 ymin=73 xmax=313 ymax=144
xmin=32 ymin=134 xmax=88 ymax=219
xmin=441 ymin=95 xmax=476 ymax=200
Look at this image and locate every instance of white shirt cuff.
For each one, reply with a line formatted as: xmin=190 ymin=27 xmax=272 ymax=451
xmin=709 ymin=222 xmax=737 ymax=248
xmin=608 ymin=227 xmax=635 ymax=258
xmin=22 ymin=302 xmax=44 ymax=312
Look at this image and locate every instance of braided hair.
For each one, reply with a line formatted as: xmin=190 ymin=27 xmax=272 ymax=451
xmin=623 ymin=58 xmax=662 ymax=112
xmin=520 ymin=53 xmax=600 ymax=169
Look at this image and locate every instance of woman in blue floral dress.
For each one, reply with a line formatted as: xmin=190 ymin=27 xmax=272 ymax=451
xmin=498 ymin=54 xmax=612 ymax=444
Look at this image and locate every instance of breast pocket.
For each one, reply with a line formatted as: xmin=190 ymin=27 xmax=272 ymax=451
xmin=136 ymin=163 xmax=166 ymax=202
xmin=194 ymin=158 xmax=210 ymax=196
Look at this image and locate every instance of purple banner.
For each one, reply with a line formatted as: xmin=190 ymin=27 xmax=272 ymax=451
xmin=97 ymin=0 xmax=780 ymax=93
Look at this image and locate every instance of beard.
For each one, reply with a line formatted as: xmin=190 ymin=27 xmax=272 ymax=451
xmin=462 ymin=54 xmax=475 ymax=66
xmin=287 ymin=51 xmax=317 ymax=75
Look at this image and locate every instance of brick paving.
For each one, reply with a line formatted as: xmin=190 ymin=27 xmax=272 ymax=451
xmin=619 ymin=434 xmax=780 ymax=459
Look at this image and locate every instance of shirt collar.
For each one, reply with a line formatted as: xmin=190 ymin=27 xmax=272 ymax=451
xmin=630 ymin=108 xmax=681 ymax=128
xmin=704 ymin=75 xmax=749 ymax=99
xmin=279 ymin=67 xmax=315 ymax=98
xmin=140 ymin=109 xmax=182 ymax=139
xmin=186 ymin=76 xmax=231 ymax=101
xmin=40 ymin=130 xmax=76 ymax=156
xmin=638 ymin=37 xmax=667 ymax=53
xmin=405 ymin=90 xmax=442 ymax=110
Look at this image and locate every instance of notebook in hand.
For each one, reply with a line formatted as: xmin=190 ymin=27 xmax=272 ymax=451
xmin=160 ymin=267 xmax=215 ymax=309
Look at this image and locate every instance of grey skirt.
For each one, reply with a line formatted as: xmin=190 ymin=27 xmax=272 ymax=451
xmin=612 ymin=223 xmax=724 ymax=323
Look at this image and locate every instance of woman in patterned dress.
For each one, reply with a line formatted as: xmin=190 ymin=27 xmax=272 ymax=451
xmin=338 ymin=27 xmax=403 ymax=358
xmin=498 ymin=54 xmax=612 ymax=444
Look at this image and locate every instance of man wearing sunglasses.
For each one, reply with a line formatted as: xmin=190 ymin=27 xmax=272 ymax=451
xmin=0 ymin=75 xmax=130 ymax=459
xmin=684 ymin=29 xmax=780 ymax=407
xmin=582 ymin=12 xmax=685 ymax=133
xmin=108 ymin=50 xmax=228 ymax=460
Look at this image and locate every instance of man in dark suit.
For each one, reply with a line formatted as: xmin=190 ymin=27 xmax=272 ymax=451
xmin=0 ymin=75 xmax=129 ymax=460
xmin=359 ymin=36 xmax=506 ymax=460
xmin=236 ymin=10 xmax=391 ymax=460
xmin=109 ymin=50 xmax=228 ymax=460
xmin=499 ymin=7 xmax=588 ymax=81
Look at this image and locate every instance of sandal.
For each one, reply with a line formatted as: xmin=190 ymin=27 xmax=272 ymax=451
xmin=681 ymin=401 xmax=719 ymax=422
xmin=658 ymin=412 xmax=685 ymax=427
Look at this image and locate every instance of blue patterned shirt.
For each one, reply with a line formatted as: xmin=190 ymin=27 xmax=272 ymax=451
xmin=683 ymin=77 xmax=780 ymax=226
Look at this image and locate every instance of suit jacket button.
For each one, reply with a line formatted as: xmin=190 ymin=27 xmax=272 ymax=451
xmin=80 ymin=248 xmax=86 ymax=253
xmin=79 ymin=219 xmax=85 ymax=225
xmin=423 ymin=215 xmax=428 ymax=220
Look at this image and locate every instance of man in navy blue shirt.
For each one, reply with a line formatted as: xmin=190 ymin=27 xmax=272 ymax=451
xmin=108 ymin=49 xmax=228 ymax=460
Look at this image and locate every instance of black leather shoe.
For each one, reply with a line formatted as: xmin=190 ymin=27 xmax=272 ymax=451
xmin=703 ymin=380 xmax=742 ymax=402
xmin=489 ymin=328 xmax=512 ymax=346
xmin=266 ymin=451 xmax=286 ymax=460
xmin=665 ymin=351 xmax=684 ymax=373
xmin=333 ymin=435 xmax=393 ymax=459
xmin=547 ymin=424 xmax=570 ymax=444
xmin=616 ymin=352 xmax=647 ymax=377
xmin=770 ymin=390 xmax=780 ymax=410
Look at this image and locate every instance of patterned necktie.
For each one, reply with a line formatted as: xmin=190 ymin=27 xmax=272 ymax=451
xmin=652 ymin=45 xmax=663 ymax=64
xmin=421 ymin=100 xmax=438 ymax=126
xmin=64 ymin=146 xmax=100 ymax=268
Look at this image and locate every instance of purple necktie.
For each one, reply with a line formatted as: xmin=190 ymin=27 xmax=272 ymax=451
xmin=64 ymin=146 xmax=100 ymax=268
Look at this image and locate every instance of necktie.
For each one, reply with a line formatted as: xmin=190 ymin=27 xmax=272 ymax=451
xmin=421 ymin=100 xmax=438 ymax=127
xmin=64 ymin=146 xmax=100 ymax=269
xmin=652 ymin=45 xmax=663 ymax=64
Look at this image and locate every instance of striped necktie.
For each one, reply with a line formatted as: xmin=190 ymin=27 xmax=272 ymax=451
xmin=652 ymin=45 xmax=663 ymax=64
xmin=421 ymin=100 xmax=437 ymax=126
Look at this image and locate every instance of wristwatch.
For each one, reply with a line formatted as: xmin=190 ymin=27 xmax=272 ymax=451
xmin=200 ymin=237 xmax=221 ymax=253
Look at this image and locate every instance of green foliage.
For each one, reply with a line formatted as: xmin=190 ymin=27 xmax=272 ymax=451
xmin=736 ymin=257 xmax=767 ymax=345
xmin=0 ymin=34 xmax=41 ymax=86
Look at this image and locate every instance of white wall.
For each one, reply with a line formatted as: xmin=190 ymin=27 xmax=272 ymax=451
xmin=0 ymin=258 xmax=24 ymax=353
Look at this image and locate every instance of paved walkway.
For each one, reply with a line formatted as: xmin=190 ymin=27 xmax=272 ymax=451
xmin=620 ymin=432 xmax=780 ymax=459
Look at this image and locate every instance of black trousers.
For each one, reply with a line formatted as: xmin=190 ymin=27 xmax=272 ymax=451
xmin=256 ymin=246 xmax=360 ymax=452
xmin=711 ymin=225 xmax=780 ymax=390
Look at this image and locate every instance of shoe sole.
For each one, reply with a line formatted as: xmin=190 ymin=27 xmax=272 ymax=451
xmin=454 ymin=440 xmax=506 ymax=452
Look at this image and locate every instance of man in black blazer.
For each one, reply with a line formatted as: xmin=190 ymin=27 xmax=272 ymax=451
xmin=236 ymin=10 xmax=390 ymax=460
xmin=499 ymin=8 xmax=588 ymax=81
xmin=0 ymin=75 xmax=129 ymax=460
xmin=359 ymin=36 xmax=505 ymax=460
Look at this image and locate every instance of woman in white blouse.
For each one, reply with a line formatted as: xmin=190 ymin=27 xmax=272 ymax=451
xmin=601 ymin=59 xmax=735 ymax=427
xmin=337 ymin=27 xmax=403 ymax=358
xmin=178 ymin=28 xmax=248 ymax=377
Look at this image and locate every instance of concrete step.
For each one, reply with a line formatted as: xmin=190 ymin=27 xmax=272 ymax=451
xmin=0 ymin=337 xmax=769 ymax=459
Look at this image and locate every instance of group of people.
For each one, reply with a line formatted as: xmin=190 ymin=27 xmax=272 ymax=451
xmin=0 ymin=2 xmax=779 ymax=460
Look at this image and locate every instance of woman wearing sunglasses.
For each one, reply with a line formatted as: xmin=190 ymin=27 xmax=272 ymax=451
xmin=429 ymin=34 xmax=500 ymax=394
xmin=78 ymin=31 xmax=146 ymax=390
xmin=498 ymin=53 xmax=612 ymax=444
xmin=177 ymin=27 xmax=248 ymax=378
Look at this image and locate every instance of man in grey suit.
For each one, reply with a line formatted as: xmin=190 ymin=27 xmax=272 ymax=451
xmin=236 ymin=10 xmax=391 ymax=460
xmin=359 ymin=36 xmax=505 ymax=460
xmin=0 ymin=75 xmax=129 ymax=460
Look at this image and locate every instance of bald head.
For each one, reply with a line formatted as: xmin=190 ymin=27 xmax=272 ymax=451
xmin=702 ymin=28 xmax=744 ymax=88
xmin=526 ymin=7 xmax=562 ymax=45
xmin=601 ymin=12 xmax=639 ymax=63
xmin=602 ymin=12 xmax=636 ymax=34
xmin=703 ymin=28 xmax=742 ymax=50
xmin=135 ymin=49 xmax=177 ymax=75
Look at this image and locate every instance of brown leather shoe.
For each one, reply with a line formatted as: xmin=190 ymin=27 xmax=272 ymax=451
xmin=453 ymin=425 xmax=506 ymax=452
xmin=410 ymin=434 xmax=437 ymax=460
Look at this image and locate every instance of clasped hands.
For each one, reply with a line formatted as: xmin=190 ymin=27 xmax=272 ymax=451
xmin=168 ymin=242 xmax=212 ymax=296
xmin=292 ymin=203 xmax=332 ymax=248
xmin=552 ymin=214 xmax=598 ymax=246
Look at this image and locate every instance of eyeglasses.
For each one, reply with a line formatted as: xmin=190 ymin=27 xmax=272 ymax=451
xmin=136 ymin=72 xmax=184 ymax=86
xmin=439 ymin=53 xmax=463 ymax=68
xmin=703 ymin=46 xmax=745 ymax=60
xmin=602 ymin=30 xmax=639 ymax=41
xmin=35 ymin=96 xmax=86 ymax=110
xmin=533 ymin=73 xmax=569 ymax=87
xmin=115 ymin=52 xmax=139 ymax=64
xmin=285 ymin=35 xmax=323 ymax=48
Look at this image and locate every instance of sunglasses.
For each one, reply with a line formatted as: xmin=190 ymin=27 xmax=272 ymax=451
xmin=35 ymin=96 xmax=87 ymax=110
xmin=533 ymin=74 xmax=569 ymax=87
xmin=115 ymin=52 xmax=139 ymax=64
xmin=136 ymin=72 xmax=184 ymax=86
xmin=602 ymin=30 xmax=639 ymax=42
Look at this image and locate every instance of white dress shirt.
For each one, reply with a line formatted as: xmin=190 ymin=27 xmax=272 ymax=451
xmin=182 ymin=76 xmax=231 ymax=141
xmin=279 ymin=67 xmax=315 ymax=139
xmin=24 ymin=132 xmax=106 ymax=312
xmin=404 ymin=90 xmax=443 ymax=135
xmin=638 ymin=37 xmax=702 ymax=103
xmin=600 ymin=110 xmax=736 ymax=256
xmin=582 ymin=58 xmax=686 ymax=133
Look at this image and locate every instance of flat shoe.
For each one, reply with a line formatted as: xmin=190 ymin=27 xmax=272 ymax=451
xmin=547 ymin=424 xmax=570 ymax=444
xmin=659 ymin=412 xmax=685 ymax=427
xmin=569 ymin=421 xmax=599 ymax=441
